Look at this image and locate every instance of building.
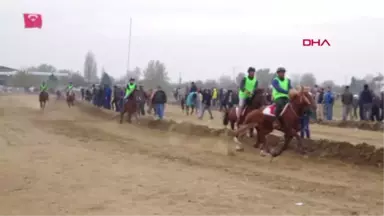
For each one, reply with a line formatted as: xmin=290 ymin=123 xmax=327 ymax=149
xmin=0 ymin=65 xmax=70 ymax=86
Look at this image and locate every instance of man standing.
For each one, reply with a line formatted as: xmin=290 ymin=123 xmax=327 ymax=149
xmin=341 ymin=86 xmax=353 ymax=121
xmin=271 ymin=67 xmax=292 ymax=127
xmin=237 ymin=67 xmax=258 ymax=127
xmin=324 ymin=86 xmax=334 ymax=120
xmin=152 ymin=86 xmax=167 ymax=120
xmin=199 ymin=89 xmax=214 ymax=120
xmin=315 ymin=88 xmax=325 ymax=121
xmin=137 ymin=85 xmax=147 ymax=116
xmin=359 ymin=84 xmax=373 ymax=120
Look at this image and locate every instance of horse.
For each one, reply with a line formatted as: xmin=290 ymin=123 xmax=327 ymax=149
xmin=66 ymin=90 xmax=75 ymax=107
xmin=39 ymin=91 xmax=49 ymax=110
xmin=233 ymin=86 xmax=316 ymax=157
xmin=120 ymin=89 xmax=139 ymax=124
xmin=223 ymin=88 xmax=267 ymax=135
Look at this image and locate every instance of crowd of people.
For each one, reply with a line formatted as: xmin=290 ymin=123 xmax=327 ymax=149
xmin=314 ymin=84 xmax=384 ymax=122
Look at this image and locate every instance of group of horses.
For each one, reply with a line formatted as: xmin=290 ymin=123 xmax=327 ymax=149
xmin=222 ymin=86 xmax=315 ymax=158
xmin=38 ymin=89 xmax=76 ymax=110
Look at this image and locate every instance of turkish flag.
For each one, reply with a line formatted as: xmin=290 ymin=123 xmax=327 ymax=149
xmin=23 ymin=13 xmax=43 ymax=28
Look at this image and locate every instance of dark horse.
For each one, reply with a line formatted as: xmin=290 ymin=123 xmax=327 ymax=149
xmin=223 ymin=88 xmax=267 ymax=135
xmin=39 ymin=91 xmax=49 ymax=110
xmin=66 ymin=90 xmax=75 ymax=107
xmin=120 ymin=89 xmax=139 ymax=124
xmin=234 ymin=86 xmax=316 ymax=156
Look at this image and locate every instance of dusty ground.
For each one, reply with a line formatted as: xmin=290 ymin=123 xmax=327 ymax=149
xmin=164 ymin=105 xmax=384 ymax=147
xmin=0 ymin=95 xmax=382 ymax=215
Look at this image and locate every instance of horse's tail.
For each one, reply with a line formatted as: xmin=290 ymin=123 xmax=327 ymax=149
xmin=223 ymin=110 xmax=229 ymax=126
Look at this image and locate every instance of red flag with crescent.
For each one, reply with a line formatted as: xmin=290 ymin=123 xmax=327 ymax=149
xmin=23 ymin=13 xmax=43 ymax=28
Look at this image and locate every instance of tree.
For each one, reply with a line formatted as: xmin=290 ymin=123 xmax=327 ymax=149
xmin=204 ymin=79 xmax=218 ymax=88
xmin=10 ymin=71 xmax=39 ymax=87
xmin=83 ymin=51 xmax=98 ymax=83
xmin=100 ymin=68 xmax=113 ymax=86
xmin=142 ymin=60 xmax=170 ymax=89
xmin=255 ymin=69 xmax=274 ymax=88
xmin=235 ymin=72 xmax=246 ymax=85
xmin=27 ymin=64 xmax=56 ymax=72
xmin=300 ymin=72 xmax=317 ymax=87
xmin=290 ymin=73 xmax=301 ymax=88
xmin=47 ymin=74 xmax=59 ymax=89
xmin=218 ymin=75 xmax=235 ymax=89
xmin=71 ymin=72 xmax=87 ymax=87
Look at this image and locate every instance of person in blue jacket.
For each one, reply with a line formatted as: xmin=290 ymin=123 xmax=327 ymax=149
xmin=323 ymin=86 xmax=334 ymax=120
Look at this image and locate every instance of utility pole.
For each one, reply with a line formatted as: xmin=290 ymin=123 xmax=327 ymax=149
xmin=126 ymin=17 xmax=132 ymax=82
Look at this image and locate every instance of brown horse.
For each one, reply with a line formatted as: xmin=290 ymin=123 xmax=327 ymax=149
xmin=223 ymin=88 xmax=267 ymax=134
xmin=66 ymin=90 xmax=75 ymax=107
xmin=39 ymin=91 xmax=49 ymax=110
xmin=234 ymin=86 xmax=315 ymax=156
xmin=120 ymin=89 xmax=139 ymax=124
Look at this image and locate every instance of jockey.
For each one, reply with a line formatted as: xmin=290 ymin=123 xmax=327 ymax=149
xmin=124 ymin=78 xmax=137 ymax=100
xmin=66 ymin=82 xmax=73 ymax=96
xmin=271 ymin=67 xmax=292 ymax=127
xmin=40 ymin=81 xmax=48 ymax=92
xmin=237 ymin=67 xmax=258 ymax=126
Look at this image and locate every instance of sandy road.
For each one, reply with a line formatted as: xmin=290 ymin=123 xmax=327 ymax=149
xmin=0 ymin=95 xmax=382 ymax=215
xmin=164 ymin=105 xmax=384 ymax=147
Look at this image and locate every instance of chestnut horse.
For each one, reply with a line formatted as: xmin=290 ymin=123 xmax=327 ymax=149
xmin=66 ymin=90 xmax=75 ymax=107
xmin=120 ymin=89 xmax=139 ymax=124
xmin=39 ymin=91 xmax=49 ymax=110
xmin=223 ymin=88 xmax=267 ymax=133
xmin=234 ymin=86 xmax=315 ymax=157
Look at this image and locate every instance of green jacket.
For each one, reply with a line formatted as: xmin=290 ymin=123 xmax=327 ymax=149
xmin=40 ymin=84 xmax=48 ymax=91
xmin=124 ymin=83 xmax=137 ymax=98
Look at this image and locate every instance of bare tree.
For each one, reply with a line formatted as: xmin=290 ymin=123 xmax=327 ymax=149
xmin=83 ymin=51 xmax=98 ymax=83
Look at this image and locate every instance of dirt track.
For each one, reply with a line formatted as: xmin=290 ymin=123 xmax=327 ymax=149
xmin=0 ymin=95 xmax=383 ymax=215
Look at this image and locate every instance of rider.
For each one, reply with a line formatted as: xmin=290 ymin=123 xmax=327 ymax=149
xmin=271 ymin=67 xmax=292 ymax=127
xmin=40 ymin=81 xmax=48 ymax=93
xmin=237 ymin=67 xmax=258 ymax=127
xmin=123 ymin=78 xmax=137 ymax=102
xmin=66 ymin=81 xmax=74 ymax=96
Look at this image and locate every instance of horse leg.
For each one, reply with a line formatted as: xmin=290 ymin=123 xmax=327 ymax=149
xmin=293 ymin=131 xmax=305 ymax=154
xmin=230 ymin=121 xmax=235 ymax=130
xmin=271 ymin=133 xmax=294 ymax=157
xmin=119 ymin=110 xmax=125 ymax=124
xmin=127 ymin=112 xmax=132 ymax=123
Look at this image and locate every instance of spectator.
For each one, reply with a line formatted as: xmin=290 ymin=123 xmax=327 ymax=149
xmin=359 ymin=84 xmax=373 ymax=120
xmin=380 ymin=92 xmax=384 ymax=121
xmin=341 ymin=86 xmax=353 ymax=121
xmin=300 ymin=108 xmax=311 ymax=139
xmin=212 ymin=87 xmax=218 ymax=107
xmin=199 ymin=89 xmax=214 ymax=120
xmin=371 ymin=93 xmax=381 ymax=121
xmin=352 ymin=94 xmax=359 ymax=120
xmin=137 ymin=85 xmax=147 ymax=116
xmin=323 ymin=86 xmax=334 ymax=120
xmin=152 ymin=86 xmax=167 ymax=120
xmin=315 ymin=87 xmax=325 ymax=121
xmin=190 ymin=82 xmax=197 ymax=93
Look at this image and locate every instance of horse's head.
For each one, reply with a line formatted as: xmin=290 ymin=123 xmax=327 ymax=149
xmin=250 ymin=88 xmax=267 ymax=108
xmin=289 ymin=86 xmax=316 ymax=112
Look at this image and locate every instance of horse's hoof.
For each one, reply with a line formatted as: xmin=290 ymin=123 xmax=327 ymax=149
xmin=260 ymin=150 xmax=271 ymax=157
xmin=233 ymin=137 xmax=240 ymax=143
xmin=235 ymin=145 xmax=244 ymax=152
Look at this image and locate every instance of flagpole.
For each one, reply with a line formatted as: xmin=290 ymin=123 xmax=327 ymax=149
xmin=127 ymin=17 xmax=132 ymax=82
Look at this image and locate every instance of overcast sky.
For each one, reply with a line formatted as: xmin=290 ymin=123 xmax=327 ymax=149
xmin=1 ymin=0 xmax=383 ymax=84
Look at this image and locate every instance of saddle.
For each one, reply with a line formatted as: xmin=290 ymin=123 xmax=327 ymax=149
xmin=262 ymin=103 xmax=289 ymax=117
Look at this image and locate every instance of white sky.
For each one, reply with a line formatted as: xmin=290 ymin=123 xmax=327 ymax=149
xmin=0 ymin=0 xmax=383 ymax=84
